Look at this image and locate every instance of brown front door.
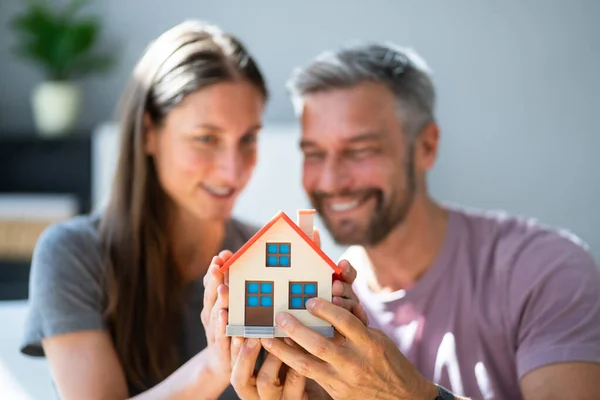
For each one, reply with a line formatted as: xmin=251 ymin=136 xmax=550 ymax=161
xmin=245 ymin=281 xmax=274 ymax=326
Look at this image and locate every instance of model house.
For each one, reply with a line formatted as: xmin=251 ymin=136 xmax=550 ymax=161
xmin=221 ymin=209 xmax=342 ymax=338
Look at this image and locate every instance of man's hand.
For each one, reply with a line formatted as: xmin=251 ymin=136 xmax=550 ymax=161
xmin=260 ymin=298 xmax=438 ymax=400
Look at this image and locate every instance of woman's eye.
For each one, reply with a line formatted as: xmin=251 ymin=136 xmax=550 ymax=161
xmin=194 ymin=135 xmax=216 ymax=144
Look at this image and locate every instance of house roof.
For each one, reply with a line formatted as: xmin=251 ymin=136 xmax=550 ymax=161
xmin=220 ymin=210 xmax=342 ymax=274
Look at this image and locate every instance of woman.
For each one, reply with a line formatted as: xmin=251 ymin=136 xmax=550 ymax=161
xmin=20 ymin=20 xmax=361 ymax=400
xmin=21 ymin=20 xmax=265 ymax=399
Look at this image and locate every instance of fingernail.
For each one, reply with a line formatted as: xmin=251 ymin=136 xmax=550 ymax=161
xmin=233 ymin=337 xmax=242 ymax=348
xmin=305 ymin=298 xmax=317 ymax=309
xmin=276 ymin=312 xmax=291 ymax=327
xmin=261 ymin=338 xmax=273 ymax=349
xmin=246 ymin=338 xmax=258 ymax=348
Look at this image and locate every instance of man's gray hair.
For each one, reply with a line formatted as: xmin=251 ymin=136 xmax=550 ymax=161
xmin=287 ymin=43 xmax=436 ymax=140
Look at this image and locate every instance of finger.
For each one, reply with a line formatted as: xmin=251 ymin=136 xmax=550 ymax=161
xmin=313 ymin=227 xmax=321 ymax=248
xmin=256 ymin=353 xmax=283 ymax=398
xmin=306 ymin=297 xmax=369 ymax=344
xmin=272 ymin=313 xmax=345 ymax=366
xmin=260 ymin=337 xmax=330 ymax=382
xmin=217 ymin=284 xmax=229 ymax=309
xmin=203 ymin=255 xmax=225 ymax=287
xmin=201 ymin=259 xmax=225 ymax=328
xmin=338 ymin=259 xmax=357 ymax=285
xmin=215 ymin=309 xmax=230 ymax=362
xmin=277 ymin=339 xmax=310 ymax=398
xmin=231 ymin=336 xmax=244 ymax=369
xmin=331 ymin=280 xmax=358 ymax=303
xmin=218 ymin=249 xmax=233 ymax=262
xmin=332 ymin=296 xmax=358 ymax=314
xmin=231 ymin=338 xmax=262 ymax=400
xmin=218 ymin=251 xmax=232 ymax=285
xmin=353 ymin=303 xmax=369 ymax=327
xmin=208 ymin=284 xmax=229 ymax=344
xmin=282 ymin=366 xmax=307 ymax=400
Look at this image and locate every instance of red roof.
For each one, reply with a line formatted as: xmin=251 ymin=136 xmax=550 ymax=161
xmin=220 ymin=210 xmax=342 ymax=274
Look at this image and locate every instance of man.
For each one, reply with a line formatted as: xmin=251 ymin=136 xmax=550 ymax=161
xmin=250 ymin=43 xmax=600 ymax=399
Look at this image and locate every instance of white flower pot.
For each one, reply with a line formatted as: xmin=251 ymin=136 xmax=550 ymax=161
xmin=31 ymin=81 xmax=82 ymax=137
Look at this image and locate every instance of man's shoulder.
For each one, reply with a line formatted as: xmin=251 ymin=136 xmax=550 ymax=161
xmin=450 ymin=205 xmax=596 ymax=275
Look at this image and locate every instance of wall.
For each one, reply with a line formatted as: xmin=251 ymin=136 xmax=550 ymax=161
xmin=1 ymin=0 xmax=599 ymax=261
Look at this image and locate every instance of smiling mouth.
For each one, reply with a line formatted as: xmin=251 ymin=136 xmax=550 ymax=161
xmin=201 ymin=184 xmax=235 ymax=199
xmin=326 ymin=192 xmax=375 ymax=213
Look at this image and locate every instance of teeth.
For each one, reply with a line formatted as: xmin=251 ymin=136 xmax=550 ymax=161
xmin=330 ymin=200 xmax=360 ymax=212
xmin=205 ymin=186 xmax=233 ymax=196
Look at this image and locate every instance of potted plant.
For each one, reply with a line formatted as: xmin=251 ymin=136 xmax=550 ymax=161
xmin=10 ymin=0 xmax=113 ymax=137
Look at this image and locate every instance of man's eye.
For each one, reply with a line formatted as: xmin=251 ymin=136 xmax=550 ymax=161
xmin=348 ymin=148 xmax=376 ymax=159
xmin=304 ymin=152 xmax=325 ymax=161
xmin=241 ymin=134 xmax=257 ymax=145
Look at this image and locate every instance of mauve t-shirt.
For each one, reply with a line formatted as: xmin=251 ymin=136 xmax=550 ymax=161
xmin=343 ymin=207 xmax=600 ymax=400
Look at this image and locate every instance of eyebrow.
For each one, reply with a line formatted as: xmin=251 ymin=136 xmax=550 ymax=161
xmin=192 ymin=123 xmax=263 ymax=133
xmin=299 ymin=132 xmax=383 ymax=149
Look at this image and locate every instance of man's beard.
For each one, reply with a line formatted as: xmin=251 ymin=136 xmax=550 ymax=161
xmin=310 ymin=151 xmax=416 ymax=246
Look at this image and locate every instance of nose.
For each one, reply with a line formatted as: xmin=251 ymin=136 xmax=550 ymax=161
xmin=316 ymin=157 xmax=351 ymax=194
xmin=214 ymin=147 xmax=242 ymax=186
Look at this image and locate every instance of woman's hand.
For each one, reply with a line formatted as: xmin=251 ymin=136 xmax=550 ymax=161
xmin=230 ymin=337 xmax=310 ymax=400
xmin=201 ymin=250 xmax=234 ymax=378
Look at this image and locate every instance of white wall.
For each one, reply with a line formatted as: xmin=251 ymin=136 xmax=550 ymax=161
xmin=93 ymin=121 xmax=600 ymax=262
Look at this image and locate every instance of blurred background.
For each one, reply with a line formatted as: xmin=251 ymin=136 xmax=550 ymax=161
xmin=0 ymin=0 xmax=598 ymax=397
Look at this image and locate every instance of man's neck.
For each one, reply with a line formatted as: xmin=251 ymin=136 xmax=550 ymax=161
xmin=363 ymin=195 xmax=448 ymax=293
xmin=169 ymin=208 xmax=226 ymax=283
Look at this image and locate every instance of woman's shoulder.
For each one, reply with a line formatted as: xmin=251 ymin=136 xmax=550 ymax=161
xmin=37 ymin=212 xmax=102 ymax=254
xmin=225 ymin=217 xmax=260 ymax=251
xmin=23 ymin=212 xmax=108 ymax=357
xmin=32 ymin=212 xmax=106 ymax=281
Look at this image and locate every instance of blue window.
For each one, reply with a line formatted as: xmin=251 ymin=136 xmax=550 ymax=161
xmin=246 ymin=281 xmax=274 ymax=308
xmin=260 ymin=296 xmax=272 ymax=307
xmin=247 ymin=283 xmax=259 ymax=294
xmin=290 ymin=297 xmax=303 ymax=309
xmin=260 ymin=283 xmax=272 ymax=294
xmin=289 ymin=282 xmax=318 ymax=309
xmin=291 ymin=283 xmax=302 ymax=295
xmin=266 ymin=242 xmax=292 ymax=267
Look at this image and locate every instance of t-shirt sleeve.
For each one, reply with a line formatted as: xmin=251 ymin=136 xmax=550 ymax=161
xmin=20 ymin=219 xmax=107 ymax=357
xmin=508 ymin=233 xmax=600 ymax=379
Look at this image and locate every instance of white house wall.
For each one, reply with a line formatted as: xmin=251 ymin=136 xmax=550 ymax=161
xmin=228 ymin=218 xmax=333 ymax=328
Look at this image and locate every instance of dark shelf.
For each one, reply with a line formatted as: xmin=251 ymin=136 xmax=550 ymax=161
xmin=0 ymin=260 xmax=30 ymax=300
xmin=0 ymin=134 xmax=93 ymax=300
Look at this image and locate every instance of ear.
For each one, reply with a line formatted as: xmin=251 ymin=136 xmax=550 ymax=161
xmin=144 ymin=113 xmax=158 ymax=156
xmin=414 ymin=122 xmax=440 ymax=171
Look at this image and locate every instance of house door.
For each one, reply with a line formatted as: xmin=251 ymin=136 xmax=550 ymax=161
xmin=245 ymin=281 xmax=274 ymax=326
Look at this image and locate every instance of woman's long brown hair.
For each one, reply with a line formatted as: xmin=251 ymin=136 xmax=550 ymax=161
xmin=98 ymin=20 xmax=268 ymax=391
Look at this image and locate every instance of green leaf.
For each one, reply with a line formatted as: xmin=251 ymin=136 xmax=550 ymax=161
xmin=8 ymin=0 xmax=112 ymax=80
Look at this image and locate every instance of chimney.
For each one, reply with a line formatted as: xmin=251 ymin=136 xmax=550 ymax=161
xmin=297 ymin=209 xmax=316 ymax=241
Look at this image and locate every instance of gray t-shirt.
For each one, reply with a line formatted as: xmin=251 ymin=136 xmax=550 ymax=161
xmin=20 ymin=212 xmax=257 ymax=398
xmin=345 ymin=206 xmax=600 ymax=400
